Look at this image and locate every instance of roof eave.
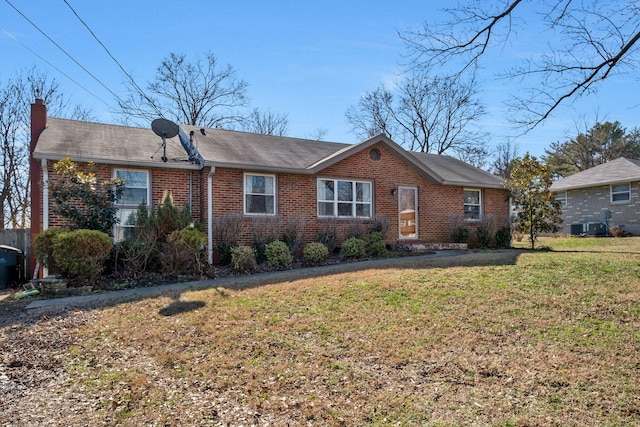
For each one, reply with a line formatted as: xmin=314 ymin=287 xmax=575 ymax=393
xmin=32 ymin=152 xmax=202 ymax=170
xmin=204 ymin=160 xmax=312 ymax=174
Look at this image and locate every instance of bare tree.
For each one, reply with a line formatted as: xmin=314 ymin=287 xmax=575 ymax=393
xmin=308 ymin=127 xmax=329 ymax=141
xmin=118 ymin=52 xmax=249 ymax=128
xmin=346 ymin=86 xmax=398 ymax=140
xmin=243 ymin=108 xmax=289 ymax=136
xmin=491 ymin=140 xmax=519 ymax=179
xmin=402 ymin=1 xmax=640 ymax=130
xmin=0 ymin=68 xmax=92 ymax=229
xmin=347 ymin=72 xmax=485 ymax=155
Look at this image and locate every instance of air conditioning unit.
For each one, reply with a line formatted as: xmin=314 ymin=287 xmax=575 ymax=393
xmin=570 ymin=223 xmax=607 ymax=236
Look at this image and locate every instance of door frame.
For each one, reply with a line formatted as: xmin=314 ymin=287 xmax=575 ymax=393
xmin=397 ymin=186 xmax=418 ymax=240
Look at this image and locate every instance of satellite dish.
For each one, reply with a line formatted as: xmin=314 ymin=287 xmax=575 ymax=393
xmin=151 ymin=118 xmax=179 ymax=163
xmin=151 ymin=118 xmax=179 ymax=139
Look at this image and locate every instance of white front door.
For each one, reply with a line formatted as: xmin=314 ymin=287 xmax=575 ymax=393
xmin=398 ymin=186 xmax=418 ymax=239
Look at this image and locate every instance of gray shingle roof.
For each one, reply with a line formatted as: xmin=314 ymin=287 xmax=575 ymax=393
xmin=33 ymin=117 xmax=199 ymax=169
xmin=550 ymin=157 xmax=640 ymax=191
xmin=34 ymin=117 xmax=504 ymax=188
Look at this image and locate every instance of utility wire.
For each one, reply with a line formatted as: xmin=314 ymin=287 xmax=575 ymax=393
xmin=1 ymin=28 xmax=113 ymax=108
xmin=62 ymin=0 xmax=165 ymax=118
xmin=4 ymin=0 xmax=126 ymax=106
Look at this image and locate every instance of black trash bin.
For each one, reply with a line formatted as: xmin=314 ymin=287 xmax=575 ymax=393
xmin=0 ymin=245 xmax=23 ymax=289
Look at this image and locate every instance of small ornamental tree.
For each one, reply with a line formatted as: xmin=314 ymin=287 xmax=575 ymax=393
xmin=506 ymin=154 xmax=563 ymax=249
xmin=49 ymin=157 xmax=124 ymax=234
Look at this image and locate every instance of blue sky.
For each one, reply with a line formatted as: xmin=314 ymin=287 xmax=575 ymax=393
xmin=2 ymin=1 xmax=639 ymax=160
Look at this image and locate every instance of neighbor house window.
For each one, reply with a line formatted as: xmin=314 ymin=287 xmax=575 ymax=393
xmin=463 ymin=189 xmax=482 ymax=220
xmin=245 ymin=173 xmax=276 ymax=215
xmin=317 ymin=178 xmax=372 ymax=218
xmin=611 ymin=183 xmax=631 ymax=203
xmin=556 ymin=191 xmax=567 ymax=209
xmin=114 ymin=169 xmax=150 ymax=242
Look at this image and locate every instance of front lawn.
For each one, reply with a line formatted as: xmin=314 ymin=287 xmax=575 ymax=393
xmin=2 ymin=236 xmax=639 ymax=426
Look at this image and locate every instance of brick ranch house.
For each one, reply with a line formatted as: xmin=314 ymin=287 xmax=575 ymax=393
xmin=30 ymin=98 xmax=510 ymax=269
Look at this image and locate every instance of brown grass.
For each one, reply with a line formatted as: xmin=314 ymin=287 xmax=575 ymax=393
xmin=4 ymin=237 xmax=640 ymax=426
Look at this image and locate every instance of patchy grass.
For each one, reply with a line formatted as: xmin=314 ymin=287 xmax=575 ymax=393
xmin=12 ymin=237 xmax=640 ymax=425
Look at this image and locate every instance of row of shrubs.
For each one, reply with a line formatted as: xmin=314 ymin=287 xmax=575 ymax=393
xmin=34 ymin=194 xmax=392 ymax=287
xmin=230 ymin=231 xmax=389 ymax=273
xmin=449 ymin=214 xmax=513 ymax=248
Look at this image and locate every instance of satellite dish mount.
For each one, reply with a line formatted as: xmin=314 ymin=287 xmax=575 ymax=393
xmin=151 ymin=118 xmax=179 ymax=163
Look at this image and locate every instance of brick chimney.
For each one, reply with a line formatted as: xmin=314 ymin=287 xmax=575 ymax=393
xmin=30 ymin=98 xmax=47 ymax=276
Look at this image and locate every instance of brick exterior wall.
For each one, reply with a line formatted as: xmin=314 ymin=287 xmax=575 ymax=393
xmin=41 ymin=161 xmax=204 ymax=231
xmin=559 ymin=182 xmax=640 ymax=235
xmin=206 ymin=143 xmax=510 ymax=246
xmin=35 ymin=144 xmax=510 ymax=249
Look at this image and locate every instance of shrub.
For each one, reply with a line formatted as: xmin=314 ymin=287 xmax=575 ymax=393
xmin=448 ymin=214 xmax=471 ymax=244
xmin=303 ymin=242 xmax=329 ymax=266
xmin=344 ymin=220 xmax=367 ymax=240
xmin=476 ymin=216 xmax=494 ymax=248
xmin=231 ymin=245 xmax=256 ymax=273
xmin=52 ymin=229 xmax=112 ymax=286
xmin=49 ymin=158 xmax=124 ymax=234
xmin=251 ymin=217 xmax=279 ymax=264
xmin=341 ymin=237 xmax=366 ymax=259
xmin=211 ymin=213 xmax=243 ymax=265
xmin=369 ymin=215 xmax=390 ymax=239
xmin=33 ymin=227 xmax=65 ymax=273
xmin=368 ymin=231 xmax=388 ymax=257
xmin=610 ymin=226 xmax=627 ymax=237
xmin=265 ymin=240 xmax=293 ymax=269
xmin=452 ymin=226 xmax=471 ymax=244
xmin=282 ymin=215 xmax=306 ymax=255
xmin=495 ymin=226 xmax=513 ymax=248
xmin=161 ymin=227 xmax=207 ymax=276
xmin=155 ymin=191 xmax=194 ymax=240
xmin=316 ymin=220 xmax=338 ymax=254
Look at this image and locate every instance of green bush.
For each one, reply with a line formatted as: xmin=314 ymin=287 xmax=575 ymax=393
xmin=495 ymin=226 xmax=512 ymax=249
xmin=33 ymin=227 xmax=65 ymax=273
xmin=341 ymin=237 xmax=366 ymax=259
xmin=303 ymin=242 xmax=329 ymax=266
xmin=476 ymin=226 xmax=493 ymax=248
xmin=52 ymin=229 xmax=112 ymax=285
xmin=265 ymin=240 xmax=293 ymax=269
xmin=231 ymin=245 xmax=257 ymax=273
xmin=368 ymin=231 xmax=388 ymax=257
xmin=452 ymin=226 xmax=471 ymax=244
xmin=161 ymin=227 xmax=207 ymax=276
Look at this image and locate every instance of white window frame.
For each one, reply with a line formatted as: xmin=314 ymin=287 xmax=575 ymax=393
xmin=556 ymin=191 xmax=567 ymax=209
xmin=463 ymin=188 xmax=482 ymax=220
xmin=244 ymin=173 xmax=276 ymax=216
xmin=611 ymin=183 xmax=631 ymax=204
xmin=317 ymin=178 xmax=373 ymax=218
xmin=114 ymin=169 xmax=151 ymax=242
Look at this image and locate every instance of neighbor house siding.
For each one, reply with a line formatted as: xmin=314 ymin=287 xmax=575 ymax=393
xmin=559 ymin=181 xmax=640 ymax=235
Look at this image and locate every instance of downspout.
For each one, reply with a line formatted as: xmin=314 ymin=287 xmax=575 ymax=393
xmin=41 ymin=158 xmax=49 ymax=277
xmin=207 ymin=166 xmax=216 ymax=265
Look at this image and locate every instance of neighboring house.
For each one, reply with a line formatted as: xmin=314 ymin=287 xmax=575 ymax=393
xmin=30 ymin=98 xmax=509 ymax=269
xmin=550 ymin=157 xmax=640 ymax=236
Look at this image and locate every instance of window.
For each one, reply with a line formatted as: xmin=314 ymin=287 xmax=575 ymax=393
xmin=245 ymin=173 xmax=276 ymax=215
xmin=463 ymin=189 xmax=482 ymax=220
xmin=114 ymin=169 xmax=150 ymax=242
xmin=317 ymin=178 xmax=372 ymax=218
xmin=611 ymin=183 xmax=631 ymax=203
xmin=556 ymin=191 xmax=567 ymax=209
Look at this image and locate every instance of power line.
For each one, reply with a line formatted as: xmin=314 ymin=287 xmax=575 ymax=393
xmin=4 ymin=0 xmax=126 ymax=106
xmin=1 ymin=28 xmax=113 ymax=109
xmin=62 ymin=0 xmax=164 ymax=118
